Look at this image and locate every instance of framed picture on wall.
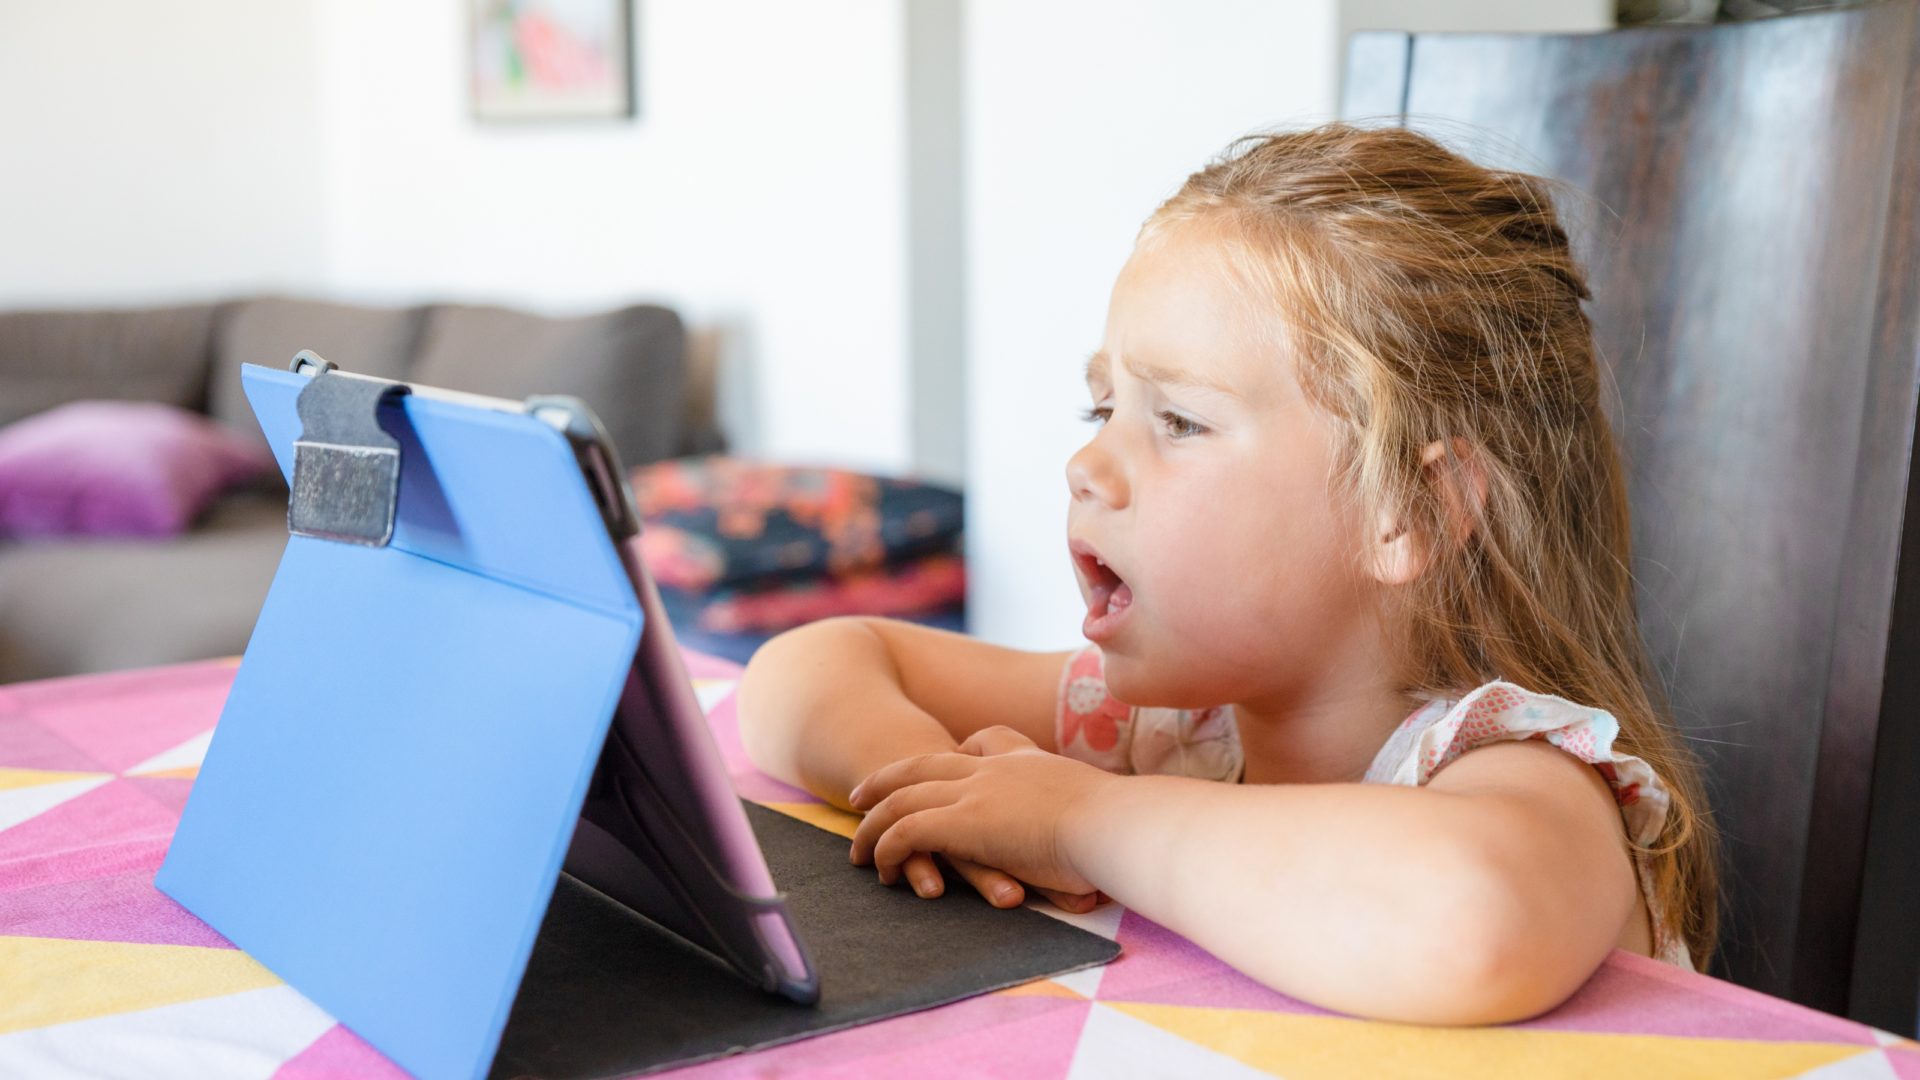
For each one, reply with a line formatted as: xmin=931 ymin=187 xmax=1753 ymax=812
xmin=470 ymin=0 xmax=635 ymax=121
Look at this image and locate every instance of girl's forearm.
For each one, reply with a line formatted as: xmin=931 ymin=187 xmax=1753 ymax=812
xmin=1060 ymin=774 xmax=1580 ymax=1024
xmin=736 ymin=619 xmax=959 ymax=811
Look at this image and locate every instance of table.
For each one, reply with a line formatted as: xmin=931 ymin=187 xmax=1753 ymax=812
xmin=3 ymin=653 xmax=1917 ymax=1079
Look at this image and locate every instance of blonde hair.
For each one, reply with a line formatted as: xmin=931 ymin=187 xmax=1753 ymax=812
xmin=1142 ymin=121 xmax=1718 ymax=968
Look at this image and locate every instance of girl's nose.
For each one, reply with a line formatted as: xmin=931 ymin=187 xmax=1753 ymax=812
xmin=1066 ymin=434 xmax=1129 ymax=509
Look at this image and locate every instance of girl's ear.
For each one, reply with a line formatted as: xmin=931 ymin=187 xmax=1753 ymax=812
xmin=1367 ymin=505 xmax=1427 ymax=587
xmin=1425 ymin=436 xmax=1489 ymax=547
xmin=1366 ymin=437 xmax=1489 ymax=587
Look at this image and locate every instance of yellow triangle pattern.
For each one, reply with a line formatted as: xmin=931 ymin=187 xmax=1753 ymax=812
xmin=756 ymin=800 xmax=861 ymax=839
xmin=1106 ymin=1002 xmax=1868 ymax=1079
xmin=0 ymin=767 xmax=110 ymax=792
xmin=135 ymin=765 xmax=200 ymax=781
xmin=0 ymin=935 xmax=282 ymax=1034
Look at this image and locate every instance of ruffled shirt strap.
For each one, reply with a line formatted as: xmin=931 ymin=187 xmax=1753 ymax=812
xmin=1056 ymin=644 xmax=1244 ymax=782
xmin=1365 ymin=681 xmax=1670 ymax=849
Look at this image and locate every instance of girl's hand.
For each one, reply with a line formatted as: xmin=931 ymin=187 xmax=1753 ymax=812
xmin=847 ymin=726 xmax=1118 ymax=906
xmin=883 ymin=728 xmax=1111 ymax=913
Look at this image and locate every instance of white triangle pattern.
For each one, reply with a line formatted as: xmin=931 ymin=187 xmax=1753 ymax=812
xmin=1790 ymin=1048 xmax=1901 ymax=1080
xmin=1053 ymin=962 xmax=1107 ymax=1000
xmin=1064 ymin=1001 xmax=1277 ymax=1080
xmin=0 ymin=775 xmax=112 ymax=833
xmin=1026 ymin=896 xmax=1126 ymax=940
xmin=693 ymin=678 xmax=737 ymax=715
xmin=0 ymin=984 xmax=338 ymax=1080
xmin=126 ymin=730 xmax=215 ymax=776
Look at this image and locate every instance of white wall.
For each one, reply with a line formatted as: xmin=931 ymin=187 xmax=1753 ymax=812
xmin=0 ymin=1 xmax=328 ymax=305
xmin=314 ymin=0 xmax=913 ymax=472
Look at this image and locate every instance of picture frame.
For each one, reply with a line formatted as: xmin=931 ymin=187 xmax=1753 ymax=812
xmin=470 ymin=0 xmax=635 ymax=122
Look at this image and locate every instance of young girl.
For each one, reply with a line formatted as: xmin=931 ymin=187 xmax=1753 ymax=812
xmin=735 ymin=121 xmax=1718 ymax=1027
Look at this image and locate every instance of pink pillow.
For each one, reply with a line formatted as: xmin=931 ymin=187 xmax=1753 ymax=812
xmin=0 ymin=400 xmax=275 ymax=539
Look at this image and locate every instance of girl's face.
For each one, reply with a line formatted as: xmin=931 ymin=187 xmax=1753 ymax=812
xmin=1066 ymin=221 xmax=1382 ymax=709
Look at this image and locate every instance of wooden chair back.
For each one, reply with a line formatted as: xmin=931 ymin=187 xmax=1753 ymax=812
xmin=1343 ymin=3 xmax=1920 ymax=1029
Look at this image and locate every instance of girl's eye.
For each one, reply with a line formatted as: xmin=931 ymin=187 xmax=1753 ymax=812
xmin=1157 ymin=410 xmax=1207 ymax=439
xmin=1079 ymin=405 xmax=1111 ymax=425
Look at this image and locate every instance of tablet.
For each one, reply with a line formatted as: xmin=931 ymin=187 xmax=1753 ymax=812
xmin=158 ymin=353 xmax=819 ymax=1080
xmin=524 ymin=392 xmax=819 ymax=1004
xmin=353 ymin=361 xmax=819 ymax=1004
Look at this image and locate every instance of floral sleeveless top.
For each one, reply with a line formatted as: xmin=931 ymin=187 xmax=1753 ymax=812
xmin=1055 ymin=644 xmax=1692 ymax=969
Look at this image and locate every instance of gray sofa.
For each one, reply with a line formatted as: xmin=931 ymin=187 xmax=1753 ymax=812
xmin=0 ymin=296 xmax=713 ymax=684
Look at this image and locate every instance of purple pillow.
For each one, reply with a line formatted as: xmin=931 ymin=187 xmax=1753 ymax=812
xmin=0 ymin=400 xmax=276 ymax=539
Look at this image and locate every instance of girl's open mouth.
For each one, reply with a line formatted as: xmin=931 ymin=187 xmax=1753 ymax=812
xmin=1071 ymin=541 xmax=1134 ymax=642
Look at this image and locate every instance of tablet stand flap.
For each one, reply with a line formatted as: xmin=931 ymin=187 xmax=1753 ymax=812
xmin=156 ymin=362 xmax=643 ymax=1080
xmin=287 ymin=350 xmax=411 ymax=548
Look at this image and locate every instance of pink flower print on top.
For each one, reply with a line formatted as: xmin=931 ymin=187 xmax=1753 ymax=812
xmin=1064 ymin=680 xmax=1128 ymax=753
xmin=1055 ymin=646 xmax=1135 ymax=773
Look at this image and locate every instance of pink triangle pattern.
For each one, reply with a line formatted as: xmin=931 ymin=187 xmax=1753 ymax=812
xmin=670 ymin=986 xmax=1092 ymax=1079
xmin=274 ymin=1022 xmax=410 ymax=1079
xmin=0 ymin=711 xmax=107 ymax=772
xmin=4 ymin=659 xmax=233 ymax=774
xmin=1095 ymin=908 xmax=1887 ymax=1047
xmin=1094 ymin=909 xmax=1333 ymax=1016
xmin=0 ymin=865 xmax=232 ymax=948
xmin=702 ymin=688 xmax=753 ymax=775
xmin=0 ymin=778 xmax=184 ymax=892
xmin=733 ymin=768 xmax=813 ymax=804
xmin=1518 ymin=950 xmax=1877 ymax=1045
xmin=124 ymin=775 xmax=193 ymax=816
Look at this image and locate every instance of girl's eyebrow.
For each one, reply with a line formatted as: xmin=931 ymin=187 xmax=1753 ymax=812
xmin=1084 ymin=350 xmax=1245 ymax=400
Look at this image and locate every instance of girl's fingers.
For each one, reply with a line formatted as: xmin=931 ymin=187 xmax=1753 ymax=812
xmin=850 ymin=779 xmax=964 ymax=867
xmin=940 ymin=854 xmax=1026 ymax=908
xmin=849 ymin=753 xmax=977 ymax=810
xmin=956 ymin=725 xmax=1040 ymax=757
xmin=903 ymin=851 xmax=945 ymax=898
xmin=1030 ymin=884 xmax=1100 ymax=914
xmin=871 ymin=805 xmax=963 ymax=883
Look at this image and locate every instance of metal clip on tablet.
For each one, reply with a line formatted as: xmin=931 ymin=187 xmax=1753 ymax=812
xmin=287 ymin=350 xmax=412 ymax=547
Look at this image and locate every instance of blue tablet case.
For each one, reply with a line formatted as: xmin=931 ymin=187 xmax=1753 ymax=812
xmin=156 ymin=360 xmax=647 ymax=1079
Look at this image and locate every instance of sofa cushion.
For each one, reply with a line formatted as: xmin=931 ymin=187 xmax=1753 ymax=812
xmin=689 ymin=552 xmax=966 ymax=633
xmin=630 ymin=455 xmax=966 ymax=591
xmin=0 ymin=491 xmax=288 ymax=683
xmin=209 ymin=297 xmax=425 ymax=456
xmin=408 ymin=303 xmax=687 ymax=468
xmin=0 ymin=400 xmax=274 ymax=539
xmin=0 ymin=305 xmax=218 ymax=429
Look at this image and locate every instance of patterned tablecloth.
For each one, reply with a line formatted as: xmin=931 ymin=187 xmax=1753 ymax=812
xmin=4 ymin=652 xmax=1919 ymax=1079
